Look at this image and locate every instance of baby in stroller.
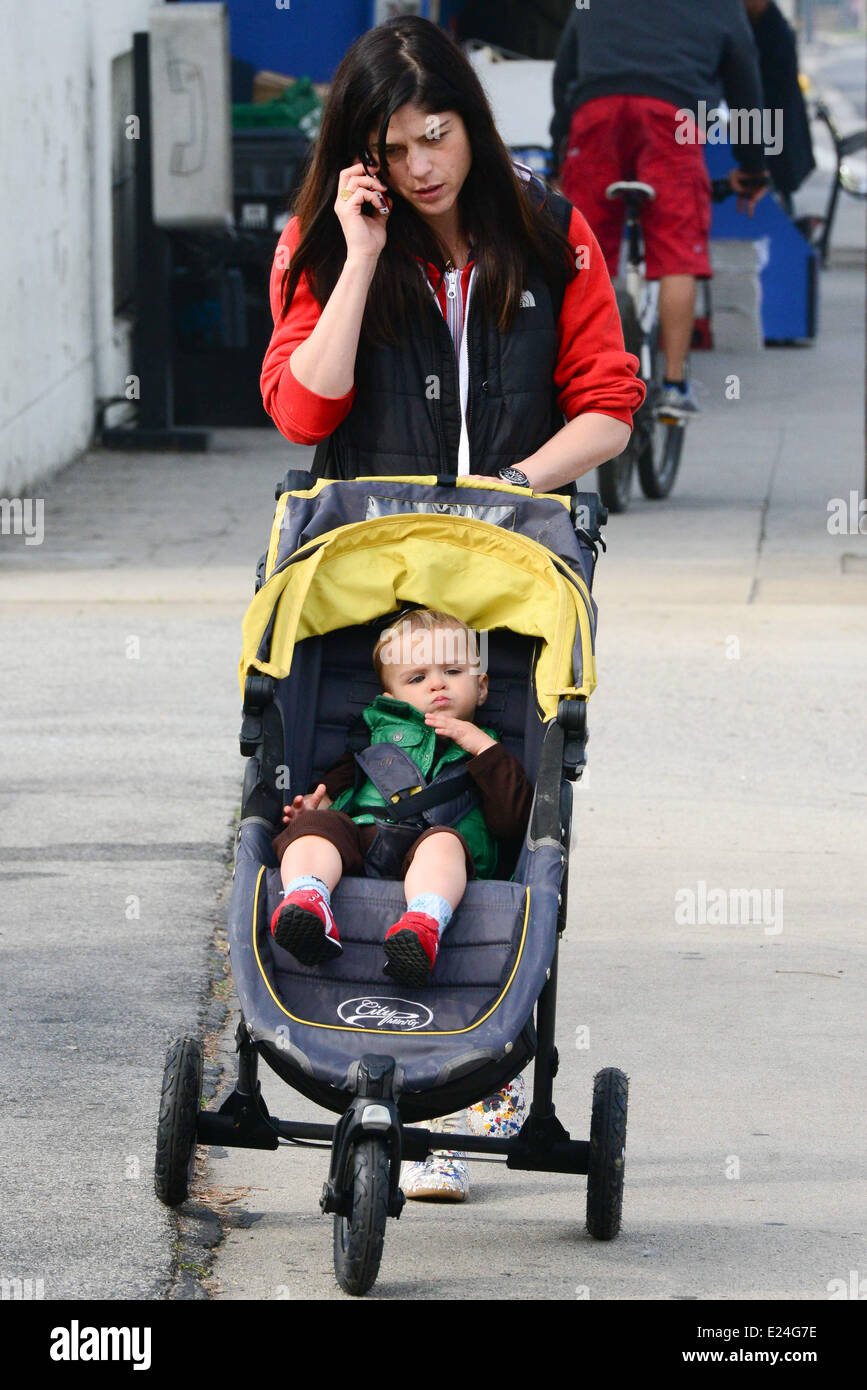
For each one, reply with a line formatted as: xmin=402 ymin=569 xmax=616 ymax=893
xmin=269 ymin=607 xmax=533 ymax=990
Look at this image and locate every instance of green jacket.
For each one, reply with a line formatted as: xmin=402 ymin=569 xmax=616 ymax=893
xmin=330 ymin=694 xmax=500 ymax=880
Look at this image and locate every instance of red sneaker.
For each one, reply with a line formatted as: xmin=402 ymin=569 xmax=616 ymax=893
xmin=270 ymin=888 xmax=342 ymax=967
xmin=383 ymin=912 xmax=440 ymax=986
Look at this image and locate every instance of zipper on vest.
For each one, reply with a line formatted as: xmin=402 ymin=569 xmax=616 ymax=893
xmin=466 ymin=364 xmax=472 ymax=437
xmin=432 ymin=307 xmax=461 ymax=471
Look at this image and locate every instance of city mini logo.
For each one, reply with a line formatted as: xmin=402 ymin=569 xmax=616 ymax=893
xmin=49 ymin=1322 xmax=152 ymax=1370
xmin=675 ymin=101 xmax=783 ymax=158
xmin=674 ymin=880 xmax=783 ymax=935
xmin=0 ymin=497 xmax=44 ymax=545
xmin=337 ymin=996 xmax=433 ymax=1030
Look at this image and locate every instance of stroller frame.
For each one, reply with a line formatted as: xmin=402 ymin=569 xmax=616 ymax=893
xmin=156 ymin=474 xmax=628 ymax=1295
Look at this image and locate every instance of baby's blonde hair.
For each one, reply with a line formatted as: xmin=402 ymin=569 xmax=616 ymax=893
xmin=373 ymin=609 xmax=480 ymax=689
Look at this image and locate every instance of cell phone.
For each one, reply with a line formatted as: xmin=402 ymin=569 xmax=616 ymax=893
xmin=359 ymin=146 xmax=391 ymax=217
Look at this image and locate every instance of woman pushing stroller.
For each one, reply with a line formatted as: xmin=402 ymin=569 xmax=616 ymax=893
xmin=259 ymin=13 xmax=643 ymax=1201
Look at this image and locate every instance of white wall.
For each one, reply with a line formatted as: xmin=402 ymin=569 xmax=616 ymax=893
xmin=0 ymin=0 xmax=160 ymax=496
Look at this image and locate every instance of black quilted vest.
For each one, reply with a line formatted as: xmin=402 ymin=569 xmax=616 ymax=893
xmin=311 ymin=187 xmax=575 ymax=496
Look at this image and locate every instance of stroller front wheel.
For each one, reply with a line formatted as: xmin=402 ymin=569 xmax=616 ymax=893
xmin=333 ymin=1137 xmax=390 ymax=1296
xmin=154 ymin=1036 xmax=203 ymax=1207
xmin=585 ymin=1066 xmax=628 ymax=1240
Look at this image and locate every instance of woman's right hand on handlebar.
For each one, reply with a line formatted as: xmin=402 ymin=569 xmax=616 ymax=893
xmin=334 ymin=161 xmax=392 ymax=262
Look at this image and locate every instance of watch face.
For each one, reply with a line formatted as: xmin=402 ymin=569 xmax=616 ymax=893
xmin=500 ymin=468 xmax=529 ymax=486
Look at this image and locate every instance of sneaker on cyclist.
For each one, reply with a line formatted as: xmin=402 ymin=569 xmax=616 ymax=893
xmin=656 ymin=377 xmax=701 ymax=419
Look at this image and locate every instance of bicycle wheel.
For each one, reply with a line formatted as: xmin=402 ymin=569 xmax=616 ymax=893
xmin=635 ymin=313 xmax=687 ymax=500
xmin=637 ymin=412 xmax=686 ymax=499
xmin=333 ymin=1137 xmax=390 ymax=1296
xmin=596 ymin=450 xmax=634 ymax=514
xmin=597 ymin=289 xmax=640 ymax=513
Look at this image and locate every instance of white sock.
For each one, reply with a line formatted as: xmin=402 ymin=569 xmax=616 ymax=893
xmin=282 ymin=874 xmax=331 ymax=903
xmin=407 ymin=892 xmax=453 ymax=936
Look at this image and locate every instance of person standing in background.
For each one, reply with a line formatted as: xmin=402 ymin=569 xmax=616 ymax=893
xmin=743 ymin=0 xmax=815 ymax=214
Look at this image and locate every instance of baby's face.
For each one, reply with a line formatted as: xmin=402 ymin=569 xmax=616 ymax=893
xmin=379 ymin=625 xmax=488 ymax=721
xmin=383 ymin=659 xmax=488 ymax=720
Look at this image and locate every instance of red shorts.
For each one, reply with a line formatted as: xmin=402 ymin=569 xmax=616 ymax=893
xmin=560 ymin=95 xmax=712 ymax=281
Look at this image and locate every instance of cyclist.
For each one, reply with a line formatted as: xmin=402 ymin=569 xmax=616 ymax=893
xmin=551 ymin=0 xmax=769 ymax=418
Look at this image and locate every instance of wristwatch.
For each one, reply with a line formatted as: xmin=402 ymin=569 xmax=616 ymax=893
xmin=498 ymin=466 xmax=531 ymax=488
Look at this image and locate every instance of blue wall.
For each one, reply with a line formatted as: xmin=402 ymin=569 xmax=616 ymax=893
xmin=185 ymin=0 xmax=459 ymax=83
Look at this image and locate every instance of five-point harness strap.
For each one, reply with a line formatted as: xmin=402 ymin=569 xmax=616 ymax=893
xmin=353 ymin=743 xmax=479 ymax=826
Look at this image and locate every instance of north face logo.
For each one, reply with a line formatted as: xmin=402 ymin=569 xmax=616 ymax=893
xmin=520 ymin=290 xmax=536 ymax=308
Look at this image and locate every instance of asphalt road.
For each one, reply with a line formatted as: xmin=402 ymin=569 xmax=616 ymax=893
xmin=0 ymin=433 xmax=288 ymax=1299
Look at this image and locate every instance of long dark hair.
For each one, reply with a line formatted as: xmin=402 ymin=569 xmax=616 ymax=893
xmin=280 ymin=15 xmax=577 ymax=346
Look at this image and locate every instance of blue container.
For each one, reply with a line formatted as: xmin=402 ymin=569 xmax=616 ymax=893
xmin=186 ymin=0 xmax=449 ymax=83
xmin=705 ymin=142 xmax=819 ymax=342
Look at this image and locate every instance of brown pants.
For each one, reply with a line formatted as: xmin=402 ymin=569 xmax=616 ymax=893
xmin=272 ymin=809 xmax=476 ymax=881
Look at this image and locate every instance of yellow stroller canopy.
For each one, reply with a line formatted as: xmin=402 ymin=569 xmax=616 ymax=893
xmin=239 ymin=511 xmax=596 ymax=721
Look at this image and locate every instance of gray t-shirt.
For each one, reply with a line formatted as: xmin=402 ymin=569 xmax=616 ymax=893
xmin=551 ymin=0 xmax=765 ymax=170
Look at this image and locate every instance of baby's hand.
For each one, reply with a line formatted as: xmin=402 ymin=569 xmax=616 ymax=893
xmin=282 ymin=783 xmax=330 ymax=825
xmin=424 ymin=712 xmax=495 ymax=756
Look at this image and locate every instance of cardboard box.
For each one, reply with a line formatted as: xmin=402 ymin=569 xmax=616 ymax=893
xmin=253 ymin=70 xmax=330 ymax=105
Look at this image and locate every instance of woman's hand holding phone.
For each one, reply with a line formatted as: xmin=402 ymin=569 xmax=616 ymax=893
xmin=334 ymin=157 xmax=392 ymax=263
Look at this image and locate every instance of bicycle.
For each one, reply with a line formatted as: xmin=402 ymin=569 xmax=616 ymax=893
xmin=597 ymin=180 xmax=687 ymax=514
xmin=797 ymin=98 xmax=867 ymax=266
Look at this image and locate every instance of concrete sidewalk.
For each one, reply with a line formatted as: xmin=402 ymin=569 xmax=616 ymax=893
xmin=0 ymin=255 xmax=864 ymax=1300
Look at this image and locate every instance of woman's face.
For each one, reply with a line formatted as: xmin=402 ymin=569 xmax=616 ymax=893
xmin=367 ymin=104 xmax=472 ymax=224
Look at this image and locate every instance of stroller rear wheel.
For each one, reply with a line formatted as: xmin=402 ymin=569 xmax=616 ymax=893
xmin=585 ymin=1066 xmax=628 ymax=1240
xmin=154 ymin=1036 xmax=203 ymax=1207
xmin=333 ymin=1137 xmax=390 ymax=1296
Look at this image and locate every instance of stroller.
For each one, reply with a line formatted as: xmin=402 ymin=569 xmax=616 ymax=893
xmin=155 ymin=471 xmax=628 ymax=1296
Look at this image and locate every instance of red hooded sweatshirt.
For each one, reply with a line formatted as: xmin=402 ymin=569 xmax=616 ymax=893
xmin=261 ymin=200 xmax=645 ymax=449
